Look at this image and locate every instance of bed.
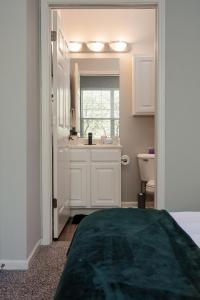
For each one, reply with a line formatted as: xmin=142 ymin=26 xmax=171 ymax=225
xmin=55 ymin=208 xmax=200 ymax=300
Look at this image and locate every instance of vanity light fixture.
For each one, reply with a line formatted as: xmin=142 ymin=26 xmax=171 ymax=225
xmin=86 ymin=41 xmax=105 ymax=52
xmin=109 ymin=41 xmax=128 ymax=52
xmin=68 ymin=41 xmax=83 ymax=52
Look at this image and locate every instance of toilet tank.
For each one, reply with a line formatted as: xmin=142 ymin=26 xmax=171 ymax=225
xmin=137 ymin=154 xmax=155 ymax=182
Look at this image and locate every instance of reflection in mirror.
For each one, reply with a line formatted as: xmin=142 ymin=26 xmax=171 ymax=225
xmin=70 ymin=58 xmax=120 ymax=139
xmin=80 ymin=75 xmax=119 ymax=138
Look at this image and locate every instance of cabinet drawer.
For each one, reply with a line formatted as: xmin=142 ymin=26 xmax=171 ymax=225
xmin=91 ymin=150 xmax=121 ymax=162
xmin=70 ymin=149 xmax=89 ymax=162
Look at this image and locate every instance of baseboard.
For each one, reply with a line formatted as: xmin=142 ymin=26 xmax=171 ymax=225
xmin=0 ymin=259 xmax=29 ymax=270
xmin=27 ymin=239 xmax=41 ymax=267
xmin=0 ymin=239 xmax=41 ymax=270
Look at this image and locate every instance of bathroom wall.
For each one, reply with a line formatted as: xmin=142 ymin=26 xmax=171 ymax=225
xmin=70 ymin=51 xmax=155 ymax=202
xmin=71 ymin=58 xmax=120 ymax=75
xmin=119 ymin=54 xmax=155 ymax=202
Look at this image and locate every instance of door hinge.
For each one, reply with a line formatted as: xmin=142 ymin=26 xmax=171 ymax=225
xmin=51 ymin=31 xmax=57 ymax=42
xmin=53 ymin=198 xmax=57 ymax=208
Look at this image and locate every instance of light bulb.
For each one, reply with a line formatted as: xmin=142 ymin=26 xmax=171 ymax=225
xmin=109 ymin=41 xmax=128 ymax=52
xmin=87 ymin=41 xmax=105 ymax=52
xmin=68 ymin=41 xmax=82 ymax=52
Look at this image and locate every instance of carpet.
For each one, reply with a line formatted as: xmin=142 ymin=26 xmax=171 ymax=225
xmin=0 ymin=241 xmax=69 ymax=300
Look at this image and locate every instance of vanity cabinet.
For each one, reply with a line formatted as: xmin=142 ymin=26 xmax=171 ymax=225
xmin=69 ymin=148 xmax=121 ymax=208
xmin=132 ymin=56 xmax=155 ymax=115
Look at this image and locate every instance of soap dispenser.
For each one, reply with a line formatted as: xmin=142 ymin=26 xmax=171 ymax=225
xmin=88 ymin=132 xmax=93 ymax=145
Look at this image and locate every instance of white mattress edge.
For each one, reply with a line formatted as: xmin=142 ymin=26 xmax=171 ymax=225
xmin=170 ymin=212 xmax=200 ymax=248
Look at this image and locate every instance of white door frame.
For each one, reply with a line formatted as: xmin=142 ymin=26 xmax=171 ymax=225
xmin=40 ymin=0 xmax=165 ymax=245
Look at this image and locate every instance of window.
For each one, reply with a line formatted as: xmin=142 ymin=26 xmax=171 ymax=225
xmin=80 ymin=75 xmax=119 ymax=138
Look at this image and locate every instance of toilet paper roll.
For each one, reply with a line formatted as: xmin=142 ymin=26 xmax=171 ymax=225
xmin=121 ymin=155 xmax=130 ymax=165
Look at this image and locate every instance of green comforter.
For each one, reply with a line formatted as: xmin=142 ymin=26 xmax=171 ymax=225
xmin=55 ymin=208 xmax=200 ymax=300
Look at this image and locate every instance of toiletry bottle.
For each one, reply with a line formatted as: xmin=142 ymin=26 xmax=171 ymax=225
xmin=88 ymin=132 xmax=92 ymax=145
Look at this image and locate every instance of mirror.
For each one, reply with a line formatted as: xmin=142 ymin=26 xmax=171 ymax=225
xmin=70 ymin=58 xmax=120 ymax=139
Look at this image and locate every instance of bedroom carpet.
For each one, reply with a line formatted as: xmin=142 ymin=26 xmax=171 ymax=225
xmin=0 ymin=241 xmax=69 ymax=300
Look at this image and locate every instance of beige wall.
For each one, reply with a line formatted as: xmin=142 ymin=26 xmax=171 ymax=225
xmin=71 ymin=58 xmax=120 ymax=75
xmin=120 ymin=55 xmax=154 ymax=202
xmin=70 ymin=53 xmax=155 ymax=202
xmin=61 ymin=8 xmax=155 ymax=46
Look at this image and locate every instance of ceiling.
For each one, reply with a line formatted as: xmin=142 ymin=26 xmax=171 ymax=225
xmin=60 ymin=9 xmax=156 ymax=46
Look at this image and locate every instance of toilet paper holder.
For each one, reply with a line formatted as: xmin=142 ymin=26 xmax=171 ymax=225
xmin=121 ymin=157 xmax=128 ymax=163
xmin=121 ymin=155 xmax=130 ymax=165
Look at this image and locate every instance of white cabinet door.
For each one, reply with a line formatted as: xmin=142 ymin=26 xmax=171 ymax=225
xmin=70 ymin=163 xmax=89 ymax=207
xmin=91 ymin=163 xmax=121 ymax=207
xmin=133 ymin=56 xmax=155 ymax=115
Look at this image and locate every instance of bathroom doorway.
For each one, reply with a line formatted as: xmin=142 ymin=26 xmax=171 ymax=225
xmin=40 ymin=0 xmax=165 ymax=245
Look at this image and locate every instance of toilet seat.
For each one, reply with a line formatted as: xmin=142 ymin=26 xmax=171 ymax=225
xmin=146 ymin=180 xmax=156 ymax=194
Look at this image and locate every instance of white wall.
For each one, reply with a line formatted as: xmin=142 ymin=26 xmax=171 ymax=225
xmin=165 ymin=0 xmax=200 ymax=211
xmin=27 ymin=0 xmax=41 ymax=256
xmin=0 ymin=0 xmax=27 ymax=261
xmin=0 ymin=0 xmax=40 ymax=264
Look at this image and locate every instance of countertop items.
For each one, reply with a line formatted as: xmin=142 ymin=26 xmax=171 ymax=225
xmin=67 ymin=137 xmax=121 ymax=148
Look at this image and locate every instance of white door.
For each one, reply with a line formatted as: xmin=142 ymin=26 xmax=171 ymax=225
xmin=91 ymin=163 xmax=121 ymax=207
xmin=52 ymin=11 xmax=70 ymax=238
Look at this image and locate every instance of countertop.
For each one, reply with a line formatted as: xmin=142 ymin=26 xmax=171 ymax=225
xmin=67 ymin=143 xmax=122 ymax=149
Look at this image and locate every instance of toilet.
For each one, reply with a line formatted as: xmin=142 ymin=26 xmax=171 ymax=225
xmin=137 ymin=153 xmax=155 ymax=194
